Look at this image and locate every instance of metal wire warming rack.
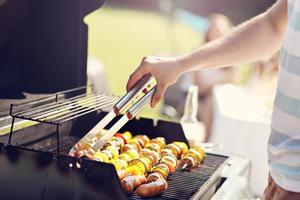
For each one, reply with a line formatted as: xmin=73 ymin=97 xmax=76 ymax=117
xmin=8 ymin=86 xmax=119 ymax=153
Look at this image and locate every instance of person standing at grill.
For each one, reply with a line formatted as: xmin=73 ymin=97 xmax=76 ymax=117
xmin=127 ymin=0 xmax=300 ymax=199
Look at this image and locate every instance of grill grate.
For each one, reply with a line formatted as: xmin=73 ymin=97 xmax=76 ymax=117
xmin=128 ymin=154 xmax=227 ymax=200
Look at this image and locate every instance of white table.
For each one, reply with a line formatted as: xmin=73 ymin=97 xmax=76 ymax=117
xmin=210 ymin=84 xmax=275 ymax=196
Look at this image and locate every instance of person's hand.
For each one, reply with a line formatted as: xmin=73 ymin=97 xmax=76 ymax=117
xmin=127 ymin=56 xmax=183 ymax=107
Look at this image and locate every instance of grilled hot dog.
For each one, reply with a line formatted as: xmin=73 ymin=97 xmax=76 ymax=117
xmin=135 ymin=178 xmax=168 ymax=197
xmin=121 ymin=175 xmax=146 ymax=193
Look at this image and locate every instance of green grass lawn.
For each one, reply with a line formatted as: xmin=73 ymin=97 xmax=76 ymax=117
xmin=85 ymin=6 xmax=202 ymax=119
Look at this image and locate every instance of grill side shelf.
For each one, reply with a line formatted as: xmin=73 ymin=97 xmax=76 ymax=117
xmin=9 ymin=86 xmax=119 ymax=125
xmin=8 ymin=86 xmax=119 ymax=154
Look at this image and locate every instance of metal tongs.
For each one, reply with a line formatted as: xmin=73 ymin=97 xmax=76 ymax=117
xmin=69 ymin=73 xmax=156 ymax=156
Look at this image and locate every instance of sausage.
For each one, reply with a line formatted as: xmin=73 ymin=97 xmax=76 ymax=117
xmin=121 ymin=175 xmax=147 ymax=193
xmin=135 ymin=178 xmax=168 ymax=197
xmin=146 ymin=172 xmax=163 ymax=183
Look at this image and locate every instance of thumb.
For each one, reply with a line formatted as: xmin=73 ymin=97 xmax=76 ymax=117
xmin=150 ymin=82 xmax=167 ymax=107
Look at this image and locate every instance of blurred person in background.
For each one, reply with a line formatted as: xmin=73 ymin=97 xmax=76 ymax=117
xmin=164 ymin=13 xmax=236 ymax=141
xmin=127 ymin=0 xmax=300 ymax=199
xmin=194 ymin=14 xmax=235 ymax=141
xmin=251 ymin=52 xmax=279 ymax=82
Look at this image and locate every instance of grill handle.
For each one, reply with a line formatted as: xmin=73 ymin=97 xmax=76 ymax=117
xmin=126 ymin=86 xmax=156 ymax=120
xmin=114 ymin=73 xmax=154 ymax=115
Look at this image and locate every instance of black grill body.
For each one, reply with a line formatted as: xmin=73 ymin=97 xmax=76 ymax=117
xmin=0 ymin=0 xmax=105 ymax=116
xmin=0 ymin=143 xmax=127 ymax=200
xmin=0 ymin=106 xmax=227 ymax=200
xmin=0 ymin=0 xmax=105 ymax=93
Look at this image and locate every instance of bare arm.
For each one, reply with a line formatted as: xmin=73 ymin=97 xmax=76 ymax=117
xmin=127 ymin=0 xmax=288 ymax=107
xmin=179 ymin=0 xmax=287 ymax=71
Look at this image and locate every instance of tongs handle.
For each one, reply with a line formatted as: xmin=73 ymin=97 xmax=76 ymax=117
xmin=127 ymin=86 xmax=156 ymax=120
xmin=114 ymin=73 xmax=154 ymax=115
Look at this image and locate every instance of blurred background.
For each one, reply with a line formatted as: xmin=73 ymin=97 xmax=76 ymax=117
xmin=0 ymin=0 xmax=279 ymax=197
xmin=86 ymin=0 xmax=277 ymax=196
xmin=86 ymin=0 xmax=276 ymax=119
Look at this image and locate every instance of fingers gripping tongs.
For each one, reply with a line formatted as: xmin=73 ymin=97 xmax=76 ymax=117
xmin=69 ymin=74 xmax=156 ymax=156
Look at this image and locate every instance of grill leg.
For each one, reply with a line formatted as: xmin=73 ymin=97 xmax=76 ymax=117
xmin=8 ymin=117 xmax=15 ymax=144
xmin=56 ymin=125 xmax=60 ymax=154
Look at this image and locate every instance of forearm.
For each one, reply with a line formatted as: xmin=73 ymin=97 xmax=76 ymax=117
xmin=179 ymin=7 xmax=286 ymax=73
xmin=126 ymin=0 xmax=287 ymax=107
